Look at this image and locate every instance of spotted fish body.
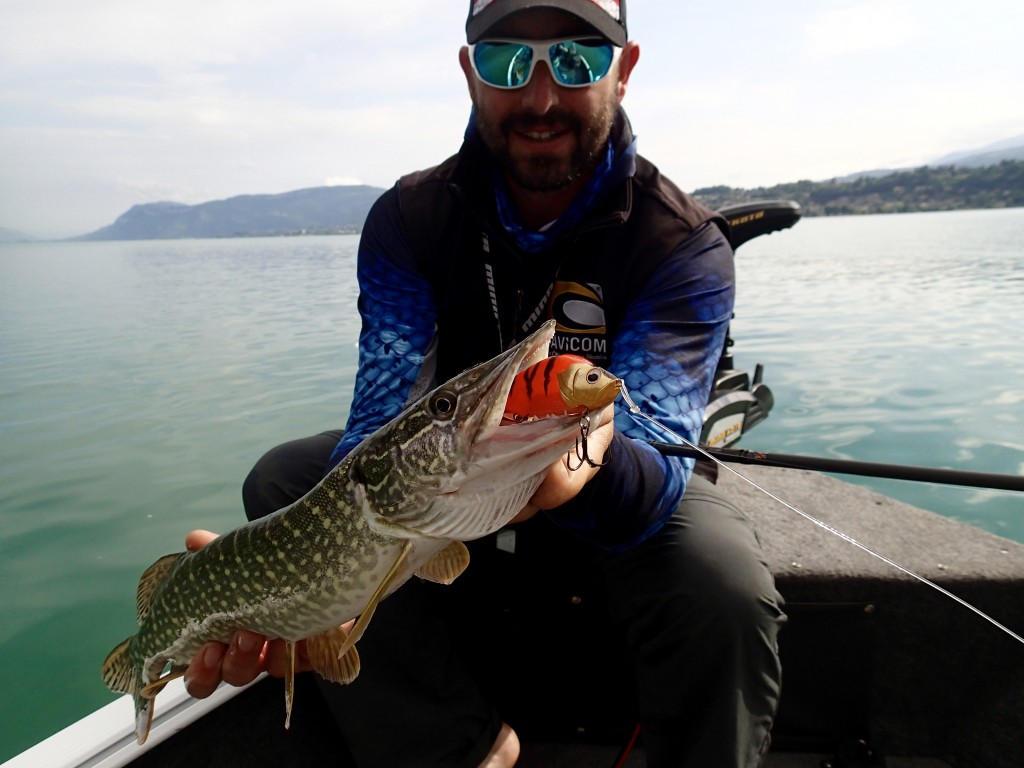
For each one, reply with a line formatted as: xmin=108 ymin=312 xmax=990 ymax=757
xmin=102 ymin=320 xmax=620 ymax=744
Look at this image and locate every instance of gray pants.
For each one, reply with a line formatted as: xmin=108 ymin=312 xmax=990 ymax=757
xmin=242 ymin=431 xmax=785 ymax=768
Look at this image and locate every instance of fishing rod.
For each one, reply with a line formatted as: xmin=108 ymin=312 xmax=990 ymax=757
xmin=648 ymin=442 xmax=1024 ymax=493
xmin=614 ymin=383 xmax=1024 ymax=646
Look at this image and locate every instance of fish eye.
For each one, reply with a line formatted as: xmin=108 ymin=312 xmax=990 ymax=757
xmin=429 ymin=390 xmax=458 ymax=419
xmin=586 ymin=369 xmax=601 ymax=384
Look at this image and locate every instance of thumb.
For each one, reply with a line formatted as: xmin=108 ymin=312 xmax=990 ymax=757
xmin=185 ymin=529 xmax=219 ymax=552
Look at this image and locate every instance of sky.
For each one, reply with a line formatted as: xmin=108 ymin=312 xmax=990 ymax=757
xmin=1 ymin=0 xmax=1022 ymax=238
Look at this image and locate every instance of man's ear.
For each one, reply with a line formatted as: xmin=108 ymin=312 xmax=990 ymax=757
xmin=459 ymin=47 xmax=479 ymax=104
xmin=615 ymin=42 xmax=640 ymax=102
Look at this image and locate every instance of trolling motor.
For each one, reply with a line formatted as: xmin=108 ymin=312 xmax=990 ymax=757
xmin=700 ymin=200 xmax=801 ymax=449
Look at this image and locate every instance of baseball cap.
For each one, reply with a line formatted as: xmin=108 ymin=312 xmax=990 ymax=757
xmin=466 ymin=0 xmax=628 ymax=47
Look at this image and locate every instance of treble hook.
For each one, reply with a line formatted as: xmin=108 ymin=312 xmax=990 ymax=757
xmin=568 ymin=412 xmax=608 ymax=471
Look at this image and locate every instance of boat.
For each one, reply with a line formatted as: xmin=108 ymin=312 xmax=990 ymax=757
xmin=7 ymin=201 xmax=1024 ymax=768
xmin=700 ymin=200 xmax=801 ymax=450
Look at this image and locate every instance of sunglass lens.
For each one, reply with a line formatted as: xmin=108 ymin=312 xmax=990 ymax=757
xmin=549 ymin=41 xmax=614 ymax=86
xmin=473 ymin=42 xmax=534 ymax=88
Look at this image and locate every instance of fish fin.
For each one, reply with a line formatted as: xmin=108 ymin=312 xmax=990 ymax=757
xmin=136 ymin=665 xmax=183 ymax=746
xmin=102 ymin=637 xmax=138 ymax=695
xmin=338 ymin=541 xmax=413 ymax=658
xmin=135 ymin=696 xmax=155 ymax=745
xmin=138 ymin=665 xmax=185 ymax=699
xmin=415 ymin=540 xmax=471 ymax=585
xmin=306 ymin=625 xmax=361 ymax=685
xmin=283 ymin=641 xmax=296 ymax=730
xmin=136 ymin=553 xmax=184 ymax=623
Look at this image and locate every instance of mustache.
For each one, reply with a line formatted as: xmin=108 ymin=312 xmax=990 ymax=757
xmin=501 ymin=110 xmax=582 ymax=135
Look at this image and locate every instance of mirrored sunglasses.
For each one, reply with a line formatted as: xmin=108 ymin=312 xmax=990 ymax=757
xmin=469 ymin=38 xmax=618 ymax=89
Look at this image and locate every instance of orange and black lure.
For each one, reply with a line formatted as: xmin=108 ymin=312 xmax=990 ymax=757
xmin=503 ymin=354 xmax=622 ymax=423
xmin=503 ymin=354 xmax=622 ymax=469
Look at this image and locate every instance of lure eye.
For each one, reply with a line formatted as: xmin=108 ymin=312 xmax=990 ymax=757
xmin=429 ymin=390 xmax=458 ymax=419
xmin=586 ymin=369 xmax=601 ymax=384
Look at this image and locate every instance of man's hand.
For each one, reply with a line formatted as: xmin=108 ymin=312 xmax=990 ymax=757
xmin=181 ymin=529 xmax=315 ymax=698
xmin=511 ymin=404 xmax=615 ymax=523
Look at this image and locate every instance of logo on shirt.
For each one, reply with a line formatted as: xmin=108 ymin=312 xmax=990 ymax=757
xmin=548 ymin=281 xmax=609 ymax=359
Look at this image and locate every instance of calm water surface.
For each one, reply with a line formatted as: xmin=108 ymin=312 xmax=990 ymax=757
xmin=732 ymin=208 xmax=1024 ymax=540
xmin=1 ymin=209 xmax=1023 ymax=759
xmin=0 ymin=236 xmax=360 ymax=760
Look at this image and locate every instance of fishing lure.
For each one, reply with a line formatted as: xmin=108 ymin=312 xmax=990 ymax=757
xmin=568 ymin=411 xmax=607 ymax=470
xmin=503 ymin=354 xmax=622 ymax=470
xmin=503 ymin=354 xmax=622 ymax=423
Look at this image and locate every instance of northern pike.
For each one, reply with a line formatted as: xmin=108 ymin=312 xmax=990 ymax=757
xmin=102 ymin=320 xmax=620 ymax=744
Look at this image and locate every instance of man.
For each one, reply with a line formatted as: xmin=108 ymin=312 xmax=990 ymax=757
xmin=185 ymin=1 xmax=785 ymax=766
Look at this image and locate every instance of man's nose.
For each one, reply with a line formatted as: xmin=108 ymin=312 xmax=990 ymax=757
xmin=519 ymin=61 xmax=561 ymax=113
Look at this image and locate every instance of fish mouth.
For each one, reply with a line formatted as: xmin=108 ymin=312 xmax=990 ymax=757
xmin=400 ymin=320 xmax=612 ymax=540
xmin=460 ymin=320 xmax=592 ymax=482
xmin=469 ymin=322 xmax=558 ymax=443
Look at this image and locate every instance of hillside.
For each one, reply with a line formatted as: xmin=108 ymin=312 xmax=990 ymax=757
xmin=0 ymin=226 xmax=36 ymax=243
xmin=693 ymin=160 xmax=1024 ymax=217
xmin=62 ymin=138 xmax=1024 ymax=241
xmin=75 ymin=185 xmax=384 ymax=241
xmin=931 ymin=134 xmax=1024 ymax=167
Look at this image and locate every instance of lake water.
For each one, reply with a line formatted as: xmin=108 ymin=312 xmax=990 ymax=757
xmin=1 ymin=208 xmax=1023 ymax=760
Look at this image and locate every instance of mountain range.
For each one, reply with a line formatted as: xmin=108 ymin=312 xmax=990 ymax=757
xmin=2 ymin=135 xmax=1021 ymax=243
xmin=72 ymin=185 xmax=384 ymax=242
xmin=0 ymin=226 xmax=37 ymax=244
xmin=832 ymin=134 xmax=1024 ymax=182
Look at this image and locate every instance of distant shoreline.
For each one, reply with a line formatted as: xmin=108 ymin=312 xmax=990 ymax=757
xmin=694 ymin=160 xmax=1024 ymax=217
xmin=4 ymin=160 xmax=1022 ymax=242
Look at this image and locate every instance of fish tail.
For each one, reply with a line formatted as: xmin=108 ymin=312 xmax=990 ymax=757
xmin=133 ymin=694 xmax=155 ymax=744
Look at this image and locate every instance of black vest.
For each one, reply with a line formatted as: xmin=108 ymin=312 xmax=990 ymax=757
xmin=396 ymin=113 xmax=727 ymax=382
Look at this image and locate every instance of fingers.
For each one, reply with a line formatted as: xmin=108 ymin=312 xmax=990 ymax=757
xmin=221 ymin=631 xmax=268 ymax=685
xmin=264 ymin=639 xmax=313 ymax=678
xmin=184 ymin=631 xmax=267 ymax=698
xmin=185 ymin=529 xmax=219 ymax=551
xmin=184 ymin=641 xmax=228 ymax=699
xmin=529 ymin=410 xmax=615 ymax=511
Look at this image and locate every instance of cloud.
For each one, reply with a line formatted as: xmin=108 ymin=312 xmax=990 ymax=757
xmin=3 ymin=0 xmax=1023 ymax=236
xmin=0 ymin=1 xmax=452 ymax=70
xmin=804 ymin=2 xmax=921 ymax=57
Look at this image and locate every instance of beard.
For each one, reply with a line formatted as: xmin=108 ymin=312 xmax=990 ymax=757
xmin=475 ymin=101 xmax=616 ymax=192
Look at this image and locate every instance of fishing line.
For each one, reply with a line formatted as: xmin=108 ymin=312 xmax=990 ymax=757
xmin=618 ymin=386 xmax=1024 ymax=647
